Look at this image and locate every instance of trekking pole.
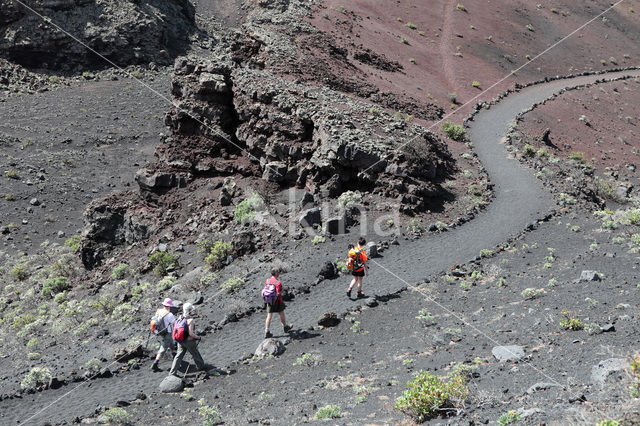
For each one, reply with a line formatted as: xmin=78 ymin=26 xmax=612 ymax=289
xmin=144 ymin=330 xmax=151 ymax=351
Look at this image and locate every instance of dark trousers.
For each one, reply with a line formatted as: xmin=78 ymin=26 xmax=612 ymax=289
xmin=169 ymin=339 xmax=205 ymax=375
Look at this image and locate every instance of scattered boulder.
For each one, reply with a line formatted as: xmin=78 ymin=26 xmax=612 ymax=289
xmin=113 ymin=344 xmax=145 ymax=362
xmin=325 ymin=214 xmax=346 ymax=235
xmin=299 ymin=208 xmax=322 ymax=228
xmin=492 ymin=345 xmax=525 ymax=362
xmin=580 ymin=270 xmax=601 ymax=282
xmin=232 ymin=230 xmax=255 ymax=256
xmin=159 ymin=375 xmax=184 ymax=393
xmin=366 ymin=241 xmax=379 ymax=258
xmin=320 ymin=175 xmax=342 ymax=198
xmin=219 ymin=187 xmax=232 ymax=206
xmin=255 ymin=338 xmax=285 ymax=358
xmin=318 ymin=261 xmax=338 ymax=279
xmin=135 ymin=169 xmax=191 ymax=192
xmin=591 ymin=358 xmax=628 ymax=386
xmin=317 ymin=312 xmax=340 ymax=327
xmin=526 ymin=382 xmax=563 ymax=394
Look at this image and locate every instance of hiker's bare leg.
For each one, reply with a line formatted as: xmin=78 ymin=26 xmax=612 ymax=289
xmin=265 ymin=312 xmax=273 ymax=330
xmin=348 ymin=276 xmax=356 ymax=290
xmin=357 ymin=276 xmax=363 ymax=292
xmin=278 ymin=311 xmax=286 ymax=325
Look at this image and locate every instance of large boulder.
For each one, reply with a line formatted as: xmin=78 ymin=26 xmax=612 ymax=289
xmin=255 ymin=338 xmax=285 ymax=358
xmin=492 ymin=345 xmax=525 ymax=362
xmin=0 ymin=0 xmax=196 ymax=70
xmin=159 ymin=375 xmax=184 ymax=393
xmin=325 ymin=214 xmax=346 ymax=235
xmin=299 ymin=208 xmax=321 ymax=228
xmin=591 ymin=358 xmax=628 ymax=387
xmin=318 ymin=261 xmax=338 ymax=279
xmin=317 ymin=312 xmax=340 ymax=327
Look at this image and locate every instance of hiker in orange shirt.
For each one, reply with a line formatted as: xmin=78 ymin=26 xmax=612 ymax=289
xmin=347 ymin=237 xmax=368 ymax=299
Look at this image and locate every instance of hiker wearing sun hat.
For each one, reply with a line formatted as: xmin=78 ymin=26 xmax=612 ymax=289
xmin=150 ymin=298 xmax=176 ymax=372
xmin=169 ymin=302 xmax=208 ymax=376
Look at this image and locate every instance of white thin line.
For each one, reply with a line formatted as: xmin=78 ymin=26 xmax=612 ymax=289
xmin=361 ymin=0 xmax=629 ymax=175
xmin=369 ymin=259 xmax=568 ymax=388
xmin=11 ymin=0 xmax=284 ymax=178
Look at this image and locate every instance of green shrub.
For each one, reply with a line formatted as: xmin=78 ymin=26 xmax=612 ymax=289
xmin=498 ymin=410 xmax=521 ymax=425
xmin=13 ymin=313 xmax=36 ymax=330
xmin=336 ymin=261 xmax=349 ymax=274
xmin=221 ymin=277 xmax=245 ymax=294
xmin=21 ymin=367 xmax=51 ymax=390
xmin=416 ymin=309 xmax=435 ymax=326
xmin=395 ymin=371 xmax=468 ymax=422
xmin=148 ymin=252 xmax=180 ymax=276
xmin=93 ymin=295 xmax=118 ymax=315
xmin=50 ymin=254 xmax=78 ymax=278
xmin=456 ymin=3 xmax=466 ymax=11
xmin=156 ymin=276 xmax=177 ymax=292
xmin=526 ymin=23 xmax=534 ymax=31
xmin=521 ymin=288 xmax=545 ymax=300
xmin=523 ymin=144 xmax=536 ymax=157
xmin=234 ymin=192 xmax=263 ymax=223
xmin=479 ymin=249 xmax=493 ymax=258
xmin=100 ymin=407 xmax=133 ymax=425
xmin=311 ymin=235 xmax=326 ymax=245
xmin=198 ymin=399 xmax=221 ymax=426
xmin=64 ymin=234 xmax=82 ymax=252
xmin=406 ymin=22 xmax=417 ymax=29
xmin=338 ymin=190 xmax=362 ymax=208
xmin=85 ymin=357 xmax=103 ymax=372
xmin=471 ymin=80 xmax=480 ymax=88
xmin=596 ymin=420 xmax=621 ymax=426
xmin=442 ymin=121 xmax=466 ymax=141
xmin=5 ymin=170 xmax=19 ymax=179
xmin=42 ymin=276 xmax=69 ymax=298
xmin=111 ymin=263 xmax=129 ymax=280
xmin=567 ymin=151 xmax=586 ymax=163
xmin=10 ymin=264 xmax=29 ymax=281
xmin=316 ymin=405 xmax=342 ymax=419
xmin=200 ymin=272 xmax=218 ymax=287
xmin=203 ymin=240 xmax=233 ymax=270
xmin=560 ymin=310 xmax=583 ymax=330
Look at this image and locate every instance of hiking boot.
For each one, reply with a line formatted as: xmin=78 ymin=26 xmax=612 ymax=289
xmin=264 ymin=331 xmax=273 ymax=338
xmin=357 ymin=291 xmax=365 ymax=298
xmin=346 ymin=289 xmax=352 ymax=298
xmin=151 ymin=363 xmax=162 ymax=372
xmin=283 ymin=324 xmax=293 ymax=333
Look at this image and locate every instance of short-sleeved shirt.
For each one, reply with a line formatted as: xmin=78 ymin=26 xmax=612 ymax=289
xmin=348 ymin=246 xmax=368 ymax=272
xmin=267 ymin=276 xmax=283 ymax=304
xmin=158 ymin=309 xmax=175 ymax=334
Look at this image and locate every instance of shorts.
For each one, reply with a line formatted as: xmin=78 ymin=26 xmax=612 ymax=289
xmin=157 ymin=333 xmax=175 ymax=355
xmin=352 ymin=269 xmax=365 ymax=277
xmin=266 ymin=301 xmax=285 ymax=313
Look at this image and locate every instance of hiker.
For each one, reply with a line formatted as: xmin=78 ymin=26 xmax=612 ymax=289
xmin=150 ymin=298 xmax=176 ymax=372
xmin=169 ymin=302 xmax=207 ymax=376
xmin=347 ymin=237 xmax=368 ymax=298
xmin=262 ymin=268 xmax=292 ymax=338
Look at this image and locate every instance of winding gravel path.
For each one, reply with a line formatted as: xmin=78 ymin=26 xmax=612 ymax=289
xmin=4 ymin=70 xmax=640 ymax=425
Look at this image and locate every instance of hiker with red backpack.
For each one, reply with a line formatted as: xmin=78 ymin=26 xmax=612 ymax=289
xmin=169 ymin=302 xmax=208 ymax=376
xmin=262 ymin=268 xmax=293 ymax=338
xmin=150 ymin=298 xmax=176 ymax=372
xmin=346 ymin=237 xmax=368 ymax=299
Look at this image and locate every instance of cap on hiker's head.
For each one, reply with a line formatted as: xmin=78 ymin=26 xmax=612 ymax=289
xmin=162 ymin=298 xmax=173 ymax=307
xmin=183 ymin=302 xmax=195 ymax=316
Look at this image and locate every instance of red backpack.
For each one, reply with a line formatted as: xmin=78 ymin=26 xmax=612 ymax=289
xmin=172 ymin=316 xmax=189 ymax=342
